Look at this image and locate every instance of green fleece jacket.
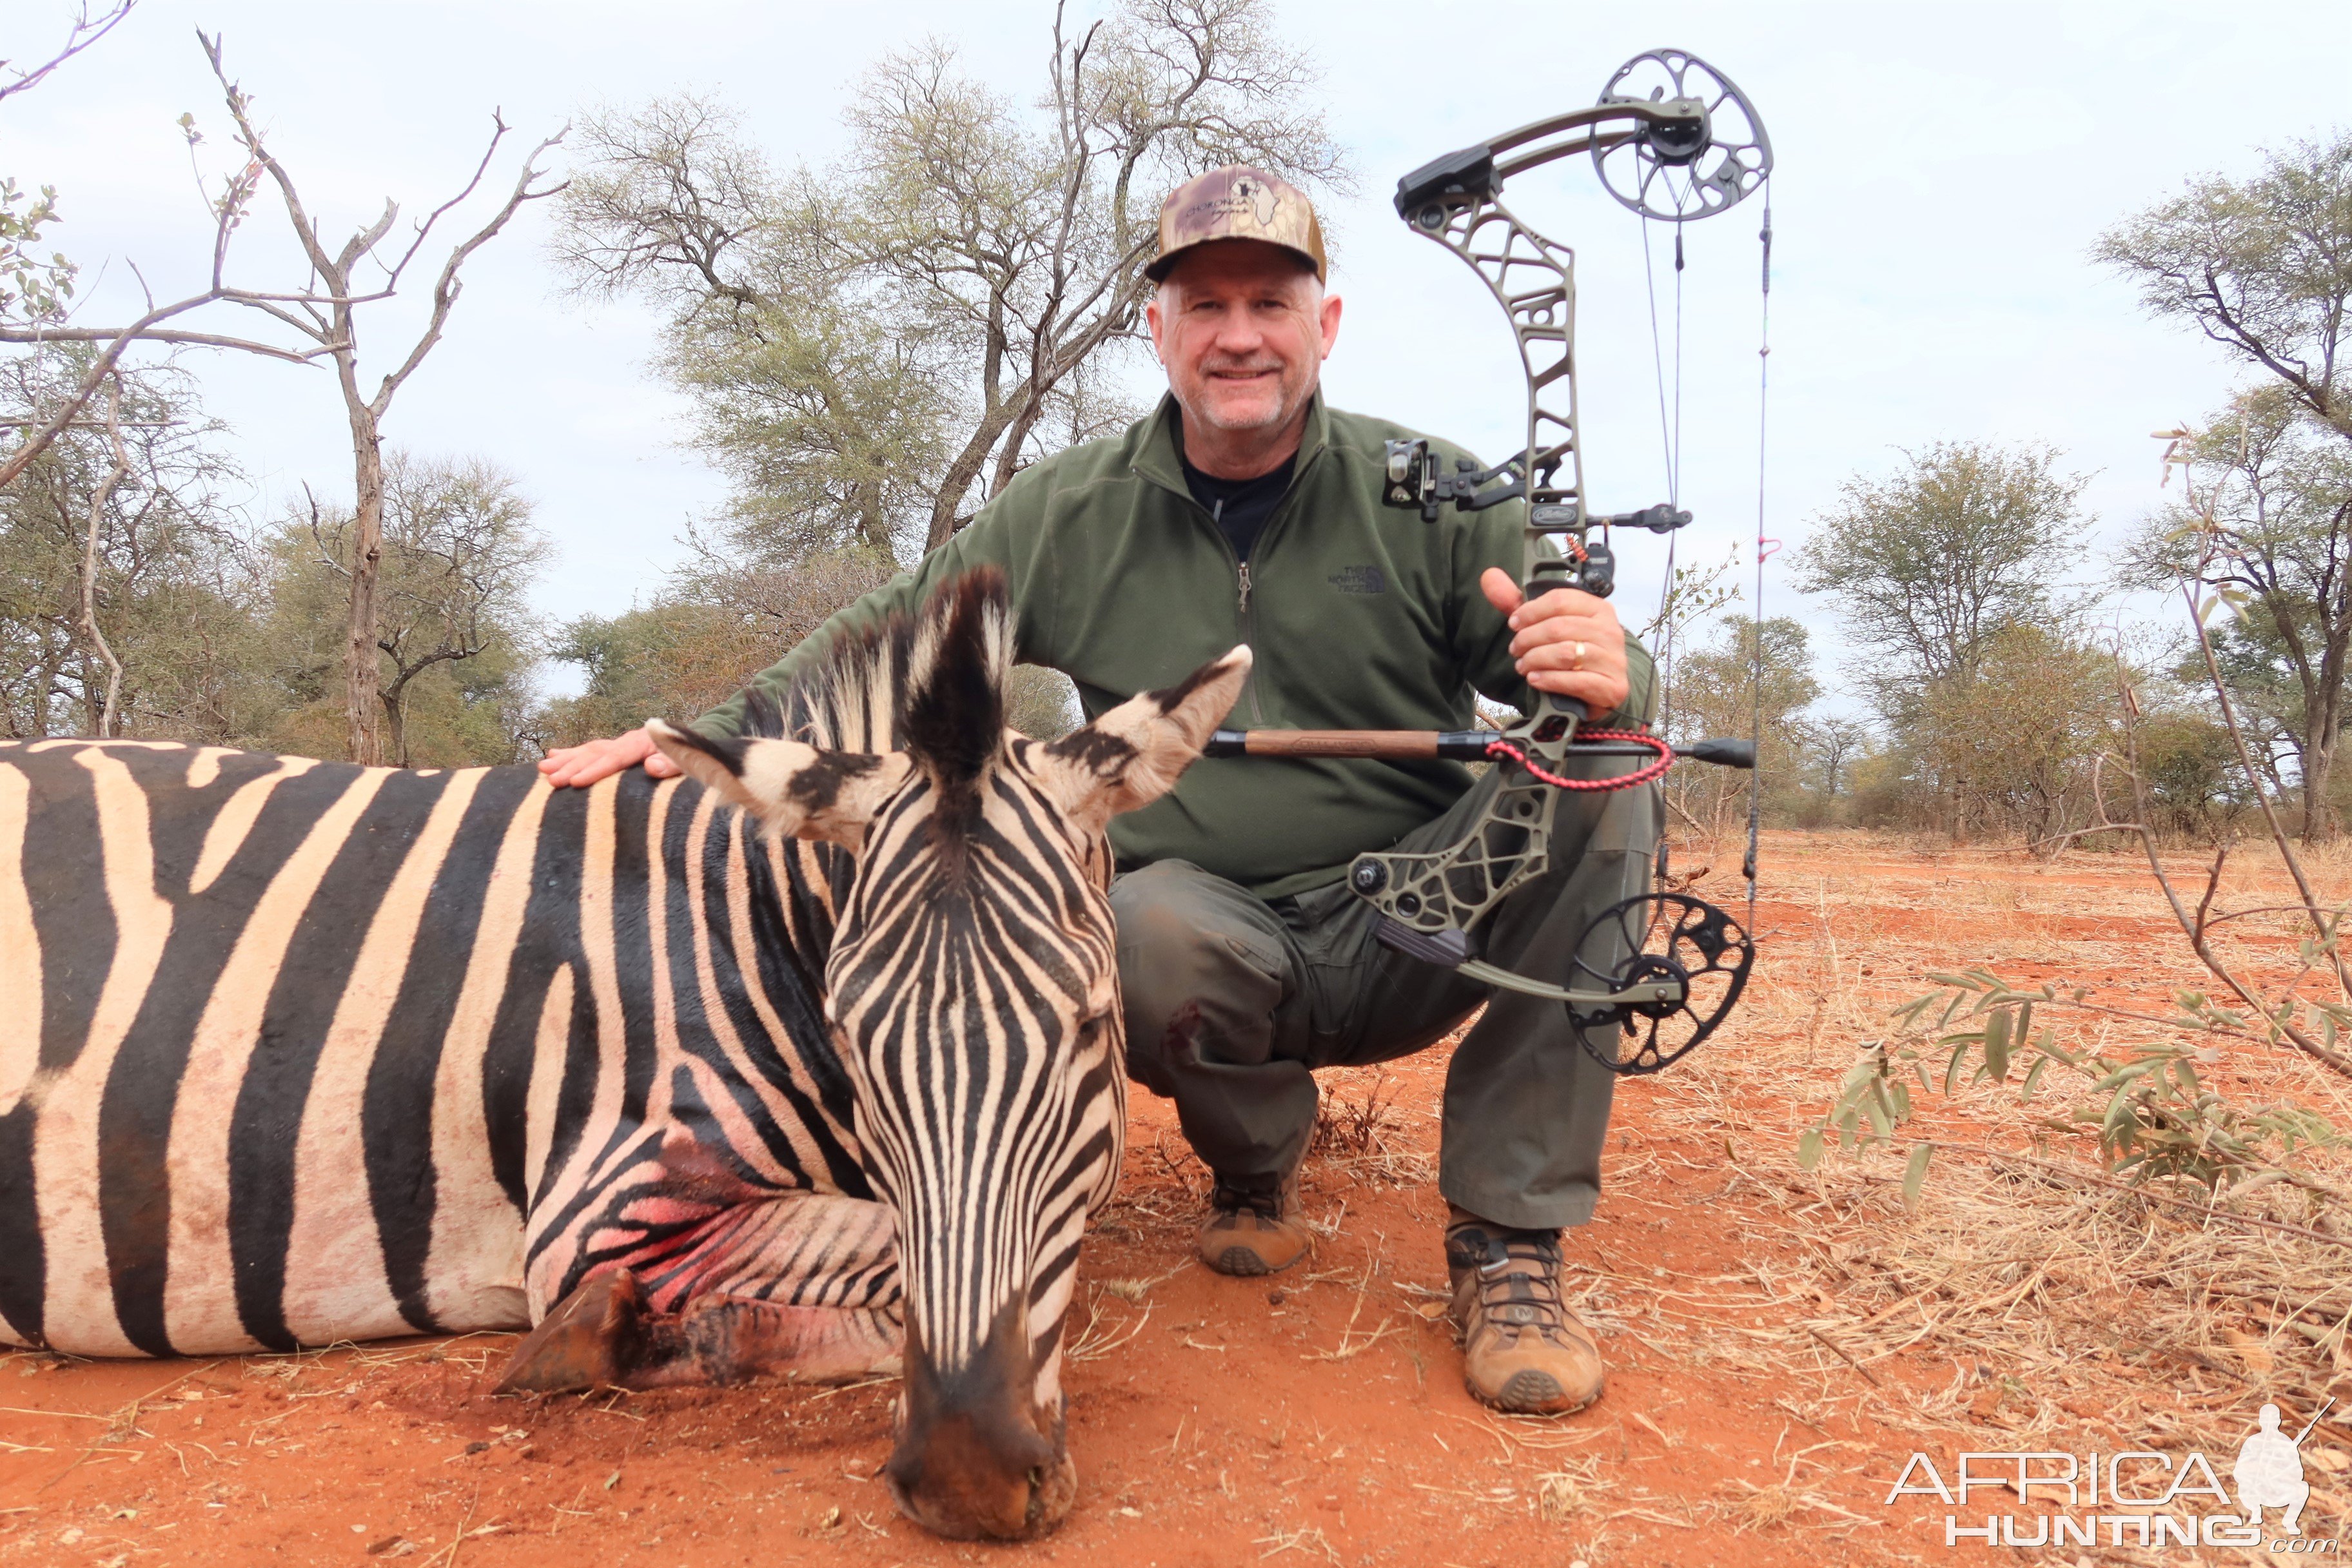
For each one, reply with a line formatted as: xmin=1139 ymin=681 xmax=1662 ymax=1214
xmin=693 ymin=392 xmax=1653 ymax=900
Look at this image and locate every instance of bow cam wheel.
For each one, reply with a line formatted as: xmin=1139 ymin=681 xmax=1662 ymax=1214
xmin=1592 ymin=49 xmax=1773 ymax=223
xmin=1565 ymin=892 xmax=1753 ymax=1075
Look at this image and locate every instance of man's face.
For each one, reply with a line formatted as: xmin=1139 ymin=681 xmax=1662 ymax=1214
xmin=1146 ymin=240 xmax=1342 ymax=438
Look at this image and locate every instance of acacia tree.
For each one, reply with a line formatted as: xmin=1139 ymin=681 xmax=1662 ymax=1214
xmin=1911 ymin=623 xmax=2118 ymax=848
xmin=2137 ymin=392 xmax=2352 ymax=838
xmin=0 ymin=346 xmax=270 ymax=741
xmin=554 ymin=0 xmax=1344 ymax=565
xmin=2098 ymin=131 xmax=2352 ymax=442
xmin=3 ymin=31 xmax=564 ymax=764
xmin=2105 ymin=133 xmax=2352 ymax=838
xmin=1794 ymin=440 xmax=2088 ymax=718
xmin=1661 ymin=615 xmax=1819 ymax=841
xmin=1803 ymin=714 xmax=1870 ymax=814
xmin=286 ymin=455 xmax=549 ymax=767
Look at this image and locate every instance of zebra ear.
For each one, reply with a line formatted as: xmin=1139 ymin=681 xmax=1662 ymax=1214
xmin=1032 ymin=646 xmax=1252 ymax=831
xmin=645 ymin=721 xmax=914 ymax=848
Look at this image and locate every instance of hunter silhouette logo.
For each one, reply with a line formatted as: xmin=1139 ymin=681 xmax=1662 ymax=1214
xmin=2237 ymin=1400 xmax=2326 ymax=1536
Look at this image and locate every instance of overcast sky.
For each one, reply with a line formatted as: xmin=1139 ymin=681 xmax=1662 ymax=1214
xmin=10 ymin=0 xmax=2350 ymax=701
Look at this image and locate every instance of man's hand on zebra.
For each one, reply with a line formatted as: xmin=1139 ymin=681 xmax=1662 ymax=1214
xmin=538 ymin=726 xmax=682 ymax=789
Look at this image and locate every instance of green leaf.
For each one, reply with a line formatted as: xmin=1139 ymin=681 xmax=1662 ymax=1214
xmin=2088 ymin=1061 xmax=2159 ymax=1095
xmin=2020 ymin=1055 xmax=2051 ymax=1098
xmin=1984 ymin=1008 xmax=2013 ymax=1081
xmin=1863 ymin=1090 xmax=1892 ymax=1141
xmin=1890 ymin=995 xmax=1937 ymax=1029
xmin=2102 ymin=1090 xmax=2138 ymax=1141
xmin=2030 ymin=1027 xmax=2074 ymax=1066
xmin=1902 ymin=1142 xmax=1932 ymax=1209
xmin=1796 ymin=1127 xmax=1825 ymax=1171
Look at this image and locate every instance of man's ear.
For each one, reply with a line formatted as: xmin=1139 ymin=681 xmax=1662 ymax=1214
xmin=1032 ymin=647 xmax=1251 ymax=833
xmin=646 ymin=720 xmax=914 ymax=849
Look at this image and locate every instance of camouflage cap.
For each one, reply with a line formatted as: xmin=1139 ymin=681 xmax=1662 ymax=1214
xmin=1146 ymin=164 xmax=1326 ymax=285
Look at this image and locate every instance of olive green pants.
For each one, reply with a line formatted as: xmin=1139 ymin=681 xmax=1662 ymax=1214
xmin=1113 ymin=769 xmax=1660 ymax=1231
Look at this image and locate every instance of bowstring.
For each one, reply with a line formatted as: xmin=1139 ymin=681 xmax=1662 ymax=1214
xmin=1642 ymin=175 xmax=1692 ymax=894
xmin=1744 ymin=183 xmax=1774 ymax=935
xmin=1640 ymin=188 xmax=1690 ymax=719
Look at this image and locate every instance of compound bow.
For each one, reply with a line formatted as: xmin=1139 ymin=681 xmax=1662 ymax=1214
xmin=1204 ymin=48 xmax=1772 ymax=1075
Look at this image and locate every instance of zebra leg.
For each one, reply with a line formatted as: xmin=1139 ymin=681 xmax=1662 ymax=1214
xmin=498 ymin=1190 xmax=903 ymax=1394
xmin=494 ymin=1269 xmax=901 ymax=1393
xmin=494 ymin=1268 xmax=648 ymax=1393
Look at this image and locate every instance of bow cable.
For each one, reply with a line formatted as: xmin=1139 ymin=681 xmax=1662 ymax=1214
xmin=1745 ymin=186 xmax=1774 ymax=934
xmin=1641 ymin=170 xmax=1692 ymax=888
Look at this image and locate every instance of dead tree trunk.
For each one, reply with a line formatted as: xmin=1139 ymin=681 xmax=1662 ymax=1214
xmin=200 ymin=30 xmax=564 ymax=763
xmin=342 ymin=402 xmax=386 ymax=761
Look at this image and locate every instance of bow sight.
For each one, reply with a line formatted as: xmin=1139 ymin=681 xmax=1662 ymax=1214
xmin=1204 ymin=48 xmax=1772 ymax=1075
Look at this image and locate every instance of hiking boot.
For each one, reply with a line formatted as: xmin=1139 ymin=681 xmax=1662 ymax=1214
xmin=1199 ymin=1169 xmax=1313 ymax=1277
xmin=1446 ymin=1209 xmax=1605 ymax=1416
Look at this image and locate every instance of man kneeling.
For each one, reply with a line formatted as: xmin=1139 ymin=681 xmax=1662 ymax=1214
xmin=540 ymin=165 xmax=1657 ymax=1418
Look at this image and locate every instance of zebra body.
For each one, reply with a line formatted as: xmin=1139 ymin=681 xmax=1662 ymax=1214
xmin=0 ymin=740 xmax=892 ymax=1360
xmin=0 ymin=571 xmax=1250 ymax=1541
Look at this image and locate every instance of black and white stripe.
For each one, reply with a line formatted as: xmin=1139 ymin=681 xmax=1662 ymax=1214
xmin=0 ymin=736 xmax=885 ymax=1357
xmin=0 ymin=567 xmax=1249 ymax=1540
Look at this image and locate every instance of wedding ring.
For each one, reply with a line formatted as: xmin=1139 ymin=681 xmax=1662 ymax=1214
xmin=1571 ymin=640 xmax=1587 ymax=671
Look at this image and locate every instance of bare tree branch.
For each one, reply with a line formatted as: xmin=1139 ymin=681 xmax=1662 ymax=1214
xmin=187 ymin=28 xmax=565 ymax=763
xmin=0 ymin=0 xmax=135 ymax=105
xmin=373 ymin=126 xmax=569 ymax=416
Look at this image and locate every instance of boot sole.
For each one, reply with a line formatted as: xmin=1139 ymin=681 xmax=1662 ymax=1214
xmin=1206 ymin=1244 xmax=1311 ymax=1277
xmin=1468 ymin=1368 xmax=1602 ymax=1416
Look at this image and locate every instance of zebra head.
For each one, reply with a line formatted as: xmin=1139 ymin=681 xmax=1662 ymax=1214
xmin=648 ymin=571 xmax=1249 ymax=1540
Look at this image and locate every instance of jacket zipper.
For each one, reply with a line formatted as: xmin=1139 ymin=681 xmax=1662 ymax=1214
xmin=1200 ymin=469 xmax=1312 ymax=728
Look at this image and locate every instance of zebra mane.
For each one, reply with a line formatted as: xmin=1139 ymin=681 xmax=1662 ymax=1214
xmin=749 ymin=569 xmax=1014 ymax=808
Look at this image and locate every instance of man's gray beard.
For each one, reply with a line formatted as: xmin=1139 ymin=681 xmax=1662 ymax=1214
xmin=1191 ymin=383 xmax=1308 ymax=433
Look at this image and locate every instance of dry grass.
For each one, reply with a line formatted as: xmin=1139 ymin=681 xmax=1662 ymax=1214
xmin=1629 ymin=830 xmax=2352 ymax=1481
xmin=1306 ymin=1068 xmax=1433 ymax=1187
xmin=1536 ymin=1458 xmax=1604 ymax=1521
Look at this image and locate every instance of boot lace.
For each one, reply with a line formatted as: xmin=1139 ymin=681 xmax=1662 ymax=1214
xmin=1211 ymin=1173 xmax=1284 ymax=1220
xmin=1449 ymin=1226 xmax=1570 ymax=1334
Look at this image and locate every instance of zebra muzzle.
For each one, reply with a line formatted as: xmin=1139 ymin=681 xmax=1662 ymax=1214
xmin=883 ymin=1297 xmax=1075 ymax=1540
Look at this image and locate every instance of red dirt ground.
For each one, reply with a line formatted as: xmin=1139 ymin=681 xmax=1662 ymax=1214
xmin=5 ymin=830 xmax=2346 ymax=1567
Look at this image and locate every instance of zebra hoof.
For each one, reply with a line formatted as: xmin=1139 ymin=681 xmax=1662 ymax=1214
xmin=494 ymin=1269 xmax=648 ymax=1394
